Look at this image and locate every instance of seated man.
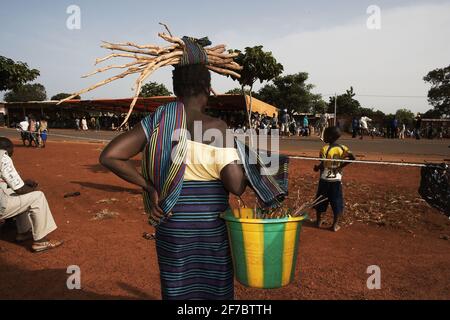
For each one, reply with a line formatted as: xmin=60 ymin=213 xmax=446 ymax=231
xmin=0 ymin=137 xmax=63 ymax=252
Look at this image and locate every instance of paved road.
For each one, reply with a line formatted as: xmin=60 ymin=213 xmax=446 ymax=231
xmin=280 ymin=135 xmax=450 ymax=159
xmin=1 ymin=127 xmax=449 ymax=161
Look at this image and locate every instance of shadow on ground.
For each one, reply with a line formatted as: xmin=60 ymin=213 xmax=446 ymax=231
xmin=70 ymin=181 xmax=141 ymax=195
xmin=84 ymin=160 xmax=141 ymax=174
xmin=0 ymin=258 xmax=157 ymax=299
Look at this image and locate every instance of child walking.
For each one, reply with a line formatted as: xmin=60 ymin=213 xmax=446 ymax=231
xmin=314 ymin=127 xmax=355 ymax=232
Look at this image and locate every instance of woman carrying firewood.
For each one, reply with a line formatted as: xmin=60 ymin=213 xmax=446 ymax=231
xmin=62 ymin=27 xmax=249 ymax=299
xmin=100 ymin=63 xmax=247 ymax=299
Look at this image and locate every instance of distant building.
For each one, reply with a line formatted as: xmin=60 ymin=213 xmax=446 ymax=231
xmin=3 ymin=95 xmax=279 ymax=129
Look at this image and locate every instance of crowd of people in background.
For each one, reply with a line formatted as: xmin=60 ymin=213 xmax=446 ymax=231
xmin=350 ymin=114 xmax=449 ymax=140
xmin=17 ymin=115 xmax=48 ymax=148
xmin=9 ymin=110 xmax=449 ymax=141
xmin=225 ymin=110 xmax=314 ymax=137
xmin=69 ymin=113 xmax=146 ymax=131
xmin=10 ymin=112 xmax=147 ymax=133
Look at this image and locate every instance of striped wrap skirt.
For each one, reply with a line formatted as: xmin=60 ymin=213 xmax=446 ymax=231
xmin=155 ymin=180 xmax=234 ymax=300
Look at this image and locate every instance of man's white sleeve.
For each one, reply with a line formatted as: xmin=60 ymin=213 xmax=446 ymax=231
xmin=1 ymin=155 xmax=25 ymax=190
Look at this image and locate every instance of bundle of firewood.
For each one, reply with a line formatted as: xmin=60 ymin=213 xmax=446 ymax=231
xmin=57 ymin=24 xmax=242 ymax=127
xmin=234 ymin=193 xmax=328 ymax=220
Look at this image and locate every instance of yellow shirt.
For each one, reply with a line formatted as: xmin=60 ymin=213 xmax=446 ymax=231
xmin=184 ymin=140 xmax=240 ymax=181
xmin=319 ymin=144 xmax=350 ymax=181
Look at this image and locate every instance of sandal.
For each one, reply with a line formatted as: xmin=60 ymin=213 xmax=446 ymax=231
xmin=32 ymin=239 xmax=64 ymax=253
xmin=331 ymin=224 xmax=341 ymax=232
xmin=142 ymin=232 xmax=156 ymax=240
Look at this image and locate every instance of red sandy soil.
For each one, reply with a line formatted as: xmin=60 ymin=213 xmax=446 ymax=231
xmin=0 ymin=140 xmax=449 ymax=300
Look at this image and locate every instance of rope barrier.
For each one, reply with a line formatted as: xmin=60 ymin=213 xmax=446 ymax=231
xmin=287 ymin=155 xmax=435 ymax=168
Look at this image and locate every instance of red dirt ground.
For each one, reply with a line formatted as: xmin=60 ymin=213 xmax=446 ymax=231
xmin=0 ymin=140 xmax=449 ymax=300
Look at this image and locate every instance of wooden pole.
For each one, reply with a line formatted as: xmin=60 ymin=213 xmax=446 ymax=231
xmin=334 ymin=93 xmax=337 ymax=126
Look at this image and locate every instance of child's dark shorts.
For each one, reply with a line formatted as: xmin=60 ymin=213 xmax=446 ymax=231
xmin=315 ymin=179 xmax=344 ymax=216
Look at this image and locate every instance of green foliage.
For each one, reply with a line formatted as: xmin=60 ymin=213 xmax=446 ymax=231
xmin=328 ymin=87 xmax=361 ymax=116
xmin=51 ymin=93 xmax=81 ymax=100
xmin=422 ymin=108 xmax=442 ymax=119
xmin=258 ymin=72 xmax=324 ymax=113
xmin=311 ymin=99 xmax=328 ymax=115
xmin=423 ymin=65 xmax=450 ymax=117
xmin=231 ymin=46 xmax=283 ymax=89
xmin=395 ymin=108 xmax=415 ymax=125
xmin=359 ymin=107 xmax=385 ymax=119
xmin=225 ymin=87 xmax=258 ymax=97
xmin=0 ymin=56 xmax=40 ymax=91
xmin=139 ymin=82 xmax=172 ymax=97
xmin=4 ymin=83 xmax=47 ymax=102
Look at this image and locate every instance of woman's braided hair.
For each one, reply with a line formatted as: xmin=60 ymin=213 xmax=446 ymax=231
xmin=172 ymin=64 xmax=211 ymax=98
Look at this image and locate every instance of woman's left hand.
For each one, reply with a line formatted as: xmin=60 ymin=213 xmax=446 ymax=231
xmin=144 ymin=185 xmax=167 ymax=224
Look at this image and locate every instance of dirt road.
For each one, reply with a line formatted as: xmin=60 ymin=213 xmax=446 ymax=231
xmin=0 ymin=140 xmax=449 ymax=299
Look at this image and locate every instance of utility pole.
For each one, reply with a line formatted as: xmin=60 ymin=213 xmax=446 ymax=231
xmin=334 ymin=93 xmax=337 ymax=126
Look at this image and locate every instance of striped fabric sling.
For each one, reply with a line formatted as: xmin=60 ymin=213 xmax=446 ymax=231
xmin=235 ymin=138 xmax=289 ymax=208
xmin=141 ymin=101 xmax=188 ymax=226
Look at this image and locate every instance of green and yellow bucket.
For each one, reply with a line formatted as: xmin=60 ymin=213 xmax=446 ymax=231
xmin=222 ymin=209 xmax=307 ymax=289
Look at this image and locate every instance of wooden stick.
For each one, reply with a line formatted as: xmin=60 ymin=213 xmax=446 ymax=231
xmin=106 ymin=41 xmax=160 ymax=50
xmin=206 ymin=44 xmax=226 ymax=52
xmin=207 ymin=65 xmax=241 ymax=78
xmin=81 ymin=61 xmax=144 ymax=78
xmin=118 ymin=57 xmax=179 ymax=127
xmin=103 ymin=41 xmax=178 ymax=55
xmin=57 ymin=68 xmax=142 ymax=105
xmin=206 ymin=51 xmax=239 ymax=59
xmin=101 ymin=42 xmax=160 ymax=56
xmin=238 ymin=199 xmax=242 ymax=218
xmin=95 ymin=53 xmax=153 ymax=65
xmin=158 ymin=32 xmax=185 ymax=47
xmin=159 ymin=22 xmax=173 ymax=37
xmin=214 ymin=62 xmax=243 ymax=71
xmin=207 ymin=56 xmax=235 ymax=65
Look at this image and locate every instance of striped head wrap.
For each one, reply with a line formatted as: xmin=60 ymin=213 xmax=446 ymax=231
xmin=179 ymin=36 xmax=211 ymax=66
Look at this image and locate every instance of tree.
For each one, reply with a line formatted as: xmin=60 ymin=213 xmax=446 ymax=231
xmin=395 ymin=108 xmax=415 ymax=126
xmin=422 ymin=108 xmax=441 ymax=119
xmin=139 ymin=82 xmax=172 ymax=97
xmin=359 ymin=107 xmax=385 ymax=120
xmin=4 ymin=83 xmax=47 ymax=102
xmin=258 ymin=72 xmax=325 ymax=113
xmin=225 ymin=87 xmax=258 ymax=97
xmin=232 ymin=46 xmax=284 ymax=90
xmin=328 ymin=87 xmax=361 ymax=116
xmin=311 ymin=98 xmax=328 ymax=115
xmin=230 ymin=46 xmax=283 ymax=127
xmin=423 ymin=65 xmax=450 ymax=117
xmin=51 ymin=93 xmax=81 ymax=100
xmin=0 ymin=56 xmax=40 ymax=91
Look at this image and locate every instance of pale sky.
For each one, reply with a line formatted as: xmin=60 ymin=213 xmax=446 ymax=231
xmin=1 ymin=0 xmax=449 ymax=113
